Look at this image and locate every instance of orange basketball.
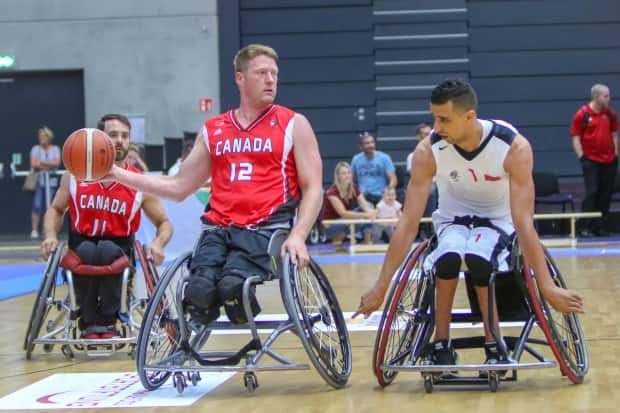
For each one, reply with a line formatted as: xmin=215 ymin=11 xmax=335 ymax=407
xmin=62 ymin=128 xmax=115 ymax=181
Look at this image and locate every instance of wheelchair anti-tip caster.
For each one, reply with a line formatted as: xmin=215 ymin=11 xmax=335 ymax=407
xmin=190 ymin=372 xmax=201 ymax=386
xmin=423 ymin=375 xmax=433 ymax=394
xmin=61 ymin=344 xmax=74 ymax=359
xmin=488 ymin=373 xmax=499 ymax=392
xmin=173 ymin=372 xmax=186 ymax=394
xmin=244 ymin=372 xmax=258 ymax=393
xmin=128 ymin=345 xmax=136 ymax=360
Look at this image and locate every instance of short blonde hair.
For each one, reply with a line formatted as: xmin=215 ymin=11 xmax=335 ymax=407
xmin=233 ymin=44 xmax=278 ymax=72
xmin=38 ymin=126 xmax=54 ymax=140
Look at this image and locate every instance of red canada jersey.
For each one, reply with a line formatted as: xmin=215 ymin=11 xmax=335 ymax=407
xmin=68 ymin=164 xmax=143 ymax=237
xmin=202 ymin=104 xmax=299 ymax=226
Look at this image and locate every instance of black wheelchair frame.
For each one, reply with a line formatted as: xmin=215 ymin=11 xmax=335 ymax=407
xmin=23 ymin=240 xmax=158 ymax=359
xmin=372 ymin=237 xmax=589 ymax=392
xmin=135 ymin=230 xmax=352 ymax=394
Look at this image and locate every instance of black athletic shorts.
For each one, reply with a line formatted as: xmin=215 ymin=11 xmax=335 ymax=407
xmin=189 ymin=226 xmax=278 ymax=280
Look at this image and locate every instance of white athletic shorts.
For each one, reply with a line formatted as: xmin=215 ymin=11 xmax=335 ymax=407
xmin=423 ymin=223 xmax=515 ymax=273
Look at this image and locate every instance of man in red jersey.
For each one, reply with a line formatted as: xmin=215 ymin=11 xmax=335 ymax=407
xmin=41 ymin=114 xmax=173 ymax=339
xmin=570 ymin=83 xmax=619 ymax=237
xmin=105 ymin=44 xmax=323 ymax=324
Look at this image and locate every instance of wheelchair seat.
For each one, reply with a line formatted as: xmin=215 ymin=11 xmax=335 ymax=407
xmin=24 ymin=241 xmax=157 ymax=360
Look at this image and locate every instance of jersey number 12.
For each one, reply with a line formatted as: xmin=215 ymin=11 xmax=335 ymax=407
xmin=230 ymin=162 xmax=253 ymax=182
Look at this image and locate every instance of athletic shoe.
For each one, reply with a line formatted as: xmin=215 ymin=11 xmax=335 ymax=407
xmin=430 ymin=339 xmax=459 ymax=378
xmin=99 ymin=325 xmax=120 ymax=339
xmin=81 ymin=325 xmax=101 ymax=340
xmin=479 ymin=342 xmax=509 ymax=378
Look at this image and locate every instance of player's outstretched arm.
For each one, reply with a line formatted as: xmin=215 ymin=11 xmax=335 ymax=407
xmin=355 ymin=140 xmax=435 ymax=318
xmin=109 ymin=130 xmax=211 ymax=202
xmin=506 ymin=135 xmax=583 ymax=314
xmin=41 ymin=172 xmax=70 ymax=260
xmin=141 ymin=193 xmax=173 ymax=265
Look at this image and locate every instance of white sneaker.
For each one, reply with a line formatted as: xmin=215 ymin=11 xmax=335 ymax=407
xmin=30 ymin=230 xmax=39 ymax=239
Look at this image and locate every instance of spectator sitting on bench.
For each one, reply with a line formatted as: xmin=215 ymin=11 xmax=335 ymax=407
xmin=320 ymin=161 xmax=376 ymax=251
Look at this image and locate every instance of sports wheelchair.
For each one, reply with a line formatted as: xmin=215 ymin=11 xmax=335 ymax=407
xmin=24 ymin=240 xmax=159 ymax=359
xmin=372 ymin=237 xmax=588 ymax=393
xmin=135 ymin=230 xmax=352 ymax=394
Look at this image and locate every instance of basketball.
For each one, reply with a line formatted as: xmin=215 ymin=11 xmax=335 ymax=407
xmin=62 ymin=128 xmax=115 ymax=181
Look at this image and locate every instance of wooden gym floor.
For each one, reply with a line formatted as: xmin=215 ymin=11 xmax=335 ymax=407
xmin=0 ymin=248 xmax=619 ymax=413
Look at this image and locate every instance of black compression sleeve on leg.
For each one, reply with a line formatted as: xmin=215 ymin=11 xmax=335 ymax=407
xmin=434 ymin=252 xmax=462 ymax=280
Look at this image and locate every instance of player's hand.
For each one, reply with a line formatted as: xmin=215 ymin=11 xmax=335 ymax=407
xmin=352 ymin=285 xmax=386 ymax=319
xmin=542 ymin=285 xmax=584 ymax=314
xmin=146 ymin=243 xmax=165 ymax=266
xmin=41 ymin=238 xmax=58 ymax=261
xmin=282 ymin=233 xmax=309 ymax=268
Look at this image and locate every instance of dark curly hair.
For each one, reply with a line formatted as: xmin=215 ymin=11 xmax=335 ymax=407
xmin=430 ymin=79 xmax=478 ymax=111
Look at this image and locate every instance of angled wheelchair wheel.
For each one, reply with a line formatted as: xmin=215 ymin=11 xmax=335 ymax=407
xmin=281 ymin=255 xmax=352 ymax=389
xmin=521 ymin=246 xmax=589 ymax=384
xmin=136 ymin=251 xmax=191 ymax=390
xmin=24 ymin=243 xmax=65 ymax=359
xmin=134 ymin=240 xmax=160 ymax=298
xmin=372 ymin=240 xmax=434 ymax=387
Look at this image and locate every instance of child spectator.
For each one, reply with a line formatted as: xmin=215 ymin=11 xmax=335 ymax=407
xmin=372 ymin=187 xmax=402 ymax=242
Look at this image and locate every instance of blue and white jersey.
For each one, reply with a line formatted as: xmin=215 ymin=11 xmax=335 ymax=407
xmin=430 ymin=119 xmax=517 ymax=234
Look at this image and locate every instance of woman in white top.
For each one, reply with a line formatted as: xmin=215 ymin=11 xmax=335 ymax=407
xmin=29 ymin=126 xmax=61 ymax=239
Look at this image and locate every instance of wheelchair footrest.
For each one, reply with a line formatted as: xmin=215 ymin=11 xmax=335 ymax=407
xmin=33 ymin=336 xmax=137 ymax=346
xmin=182 ymin=338 xmax=261 ymax=366
xmin=384 ymin=360 xmax=556 ymax=373
xmin=144 ymin=362 xmax=311 ymax=373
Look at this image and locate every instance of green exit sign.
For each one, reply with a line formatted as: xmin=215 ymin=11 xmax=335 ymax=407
xmin=0 ymin=55 xmax=16 ymax=69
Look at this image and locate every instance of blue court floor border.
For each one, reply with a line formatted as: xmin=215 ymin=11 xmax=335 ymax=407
xmin=2 ymin=247 xmax=620 ymax=301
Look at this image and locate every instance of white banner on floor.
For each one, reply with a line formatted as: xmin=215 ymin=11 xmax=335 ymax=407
xmin=0 ymin=372 xmax=234 ymax=409
xmin=211 ymin=311 xmax=525 ymax=335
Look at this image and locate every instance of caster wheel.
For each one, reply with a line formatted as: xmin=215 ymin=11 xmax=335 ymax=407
xmin=61 ymin=345 xmax=74 ymax=360
xmin=43 ymin=343 xmax=54 ymax=353
xmin=424 ymin=376 xmax=433 ymax=394
xmin=173 ymin=373 xmax=186 ymax=394
xmin=489 ymin=373 xmax=499 ymax=392
xmin=244 ymin=372 xmax=258 ymax=393
xmin=128 ymin=345 xmax=136 ymax=360
xmin=46 ymin=320 xmax=55 ymax=332
xmin=190 ymin=372 xmax=201 ymax=386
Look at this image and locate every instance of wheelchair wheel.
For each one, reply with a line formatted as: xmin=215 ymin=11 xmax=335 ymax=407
xmin=521 ymin=246 xmax=589 ymax=384
xmin=136 ymin=251 xmax=191 ymax=390
xmin=134 ymin=240 xmax=160 ymax=298
xmin=24 ymin=243 xmax=65 ymax=359
xmin=281 ymin=255 xmax=352 ymax=389
xmin=372 ymin=240 xmax=434 ymax=387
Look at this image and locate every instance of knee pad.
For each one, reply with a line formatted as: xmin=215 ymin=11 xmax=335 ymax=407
xmin=96 ymin=240 xmax=125 ymax=265
xmin=184 ymin=269 xmax=219 ymax=324
xmin=464 ymin=253 xmax=493 ymax=287
xmin=75 ymin=241 xmax=98 ymax=265
xmin=434 ymin=252 xmax=461 ymax=280
xmin=218 ymin=274 xmax=261 ymax=325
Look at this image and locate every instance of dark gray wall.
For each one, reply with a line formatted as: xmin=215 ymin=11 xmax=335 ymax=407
xmin=218 ymin=0 xmax=620 ymax=179
xmin=469 ymin=0 xmax=620 ymax=176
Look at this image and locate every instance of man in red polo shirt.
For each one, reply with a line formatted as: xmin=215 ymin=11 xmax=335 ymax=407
xmin=570 ymin=83 xmax=619 ymax=237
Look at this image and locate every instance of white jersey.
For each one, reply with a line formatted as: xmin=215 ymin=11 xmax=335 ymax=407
xmin=430 ymin=119 xmax=517 ymax=234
